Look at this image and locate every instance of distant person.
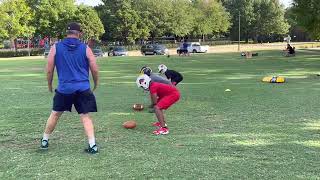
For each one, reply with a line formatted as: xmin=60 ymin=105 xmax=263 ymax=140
xmin=285 ymin=43 xmax=295 ymax=57
xmin=40 ymin=22 xmax=99 ymax=154
xmin=182 ymin=41 xmax=189 ymax=56
xmin=286 ymin=35 xmax=291 ymax=44
xmin=158 ymin=64 xmax=183 ymax=86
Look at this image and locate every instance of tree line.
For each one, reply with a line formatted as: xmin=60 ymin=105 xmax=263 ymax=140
xmin=0 ymin=0 xmax=319 ymax=46
xmin=0 ymin=0 xmax=104 ymax=44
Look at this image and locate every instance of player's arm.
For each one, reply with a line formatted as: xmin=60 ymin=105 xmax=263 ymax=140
xmin=46 ymin=44 xmax=56 ymax=92
xmin=165 ymin=74 xmax=171 ymax=81
xmin=86 ymin=46 xmax=99 ymax=91
xmin=165 ymin=71 xmax=173 ymax=80
xmin=150 ymin=93 xmax=158 ymax=106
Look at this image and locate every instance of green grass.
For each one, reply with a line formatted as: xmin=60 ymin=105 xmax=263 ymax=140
xmin=1 ymin=50 xmax=320 ymax=179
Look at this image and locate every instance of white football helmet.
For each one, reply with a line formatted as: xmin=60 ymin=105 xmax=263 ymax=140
xmin=136 ymin=74 xmax=151 ymax=90
xmin=158 ymin=64 xmax=168 ymax=74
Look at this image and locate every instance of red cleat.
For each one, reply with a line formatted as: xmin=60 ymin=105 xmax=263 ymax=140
xmin=153 ymin=127 xmax=169 ymax=135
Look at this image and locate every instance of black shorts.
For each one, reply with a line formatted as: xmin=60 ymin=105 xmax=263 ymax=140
xmin=53 ymin=89 xmax=97 ymax=114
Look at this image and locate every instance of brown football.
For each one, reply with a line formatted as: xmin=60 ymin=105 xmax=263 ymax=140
xmin=123 ymin=120 xmax=137 ymax=129
xmin=132 ymin=103 xmax=144 ymax=111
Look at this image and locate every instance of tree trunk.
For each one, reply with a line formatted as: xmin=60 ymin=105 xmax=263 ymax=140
xmin=253 ymin=35 xmax=258 ymax=43
xmin=13 ymin=39 xmax=17 ymax=52
xmin=245 ymin=31 xmax=249 ymax=43
xmin=150 ymin=32 xmax=156 ymax=44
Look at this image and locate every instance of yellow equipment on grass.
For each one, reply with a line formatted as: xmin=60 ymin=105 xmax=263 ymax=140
xmin=262 ymin=76 xmax=285 ymax=83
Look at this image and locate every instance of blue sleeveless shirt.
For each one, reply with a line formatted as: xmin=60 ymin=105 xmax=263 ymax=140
xmin=55 ymin=38 xmax=90 ymax=94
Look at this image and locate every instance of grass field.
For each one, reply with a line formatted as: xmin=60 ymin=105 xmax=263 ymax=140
xmin=1 ymin=50 xmax=320 ymax=179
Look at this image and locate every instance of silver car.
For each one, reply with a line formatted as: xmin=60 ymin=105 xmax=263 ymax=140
xmin=109 ymin=46 xmax=128 ymax=56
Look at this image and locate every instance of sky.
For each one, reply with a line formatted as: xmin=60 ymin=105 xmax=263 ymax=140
xmin=281 ymin=0 xmax=293 ymax=7
xmin=76 ymin=0 xmax=102 ymax=6
xmin=77 ymin=0 xmax=292 ymax=7
xmin=76 ymin=0 xmax=293 ymax=7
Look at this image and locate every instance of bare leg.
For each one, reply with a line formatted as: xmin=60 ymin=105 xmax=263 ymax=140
xmin=154 ymin=106 xmax=166 ymax=127
xmin=80 ymin=113 xmax=95 ymax=143
xmin=44 ymin=111 xmax=63 ymax=134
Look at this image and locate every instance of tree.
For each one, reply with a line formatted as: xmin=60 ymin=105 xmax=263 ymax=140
xmin=168 ymin=0 xmax=195 ymax=38
xmin=0 ymin=0 xmax=35 ymax=49
xmin=223 ymin=0 xmax=256 ymax=42
xmin=251 ymin=0 xmax=289 ymax=42
xmin=133 ymin=0 xmax=172 ymax=40
xmin=192 ymin=0 xmax=231 ymax=41
xmin=285 ymin=7 xmax=311 ymax=41
xmin=75 ymin=5 xmax=105 ymax=42
xmin=0 ymin=6 xmax=8 ymax=41
xmin=115 ymin=0 xmax=143 ymax=43
xmin=95 ymin=4 xmax=115 ymax=41
xmin=292 ymin=0 xmax=320 ymax=39
xmin=97 ymin=0 xmax=145 ymax=43
xmin=96 ymin=0 xmax=232 ymax=43
xmin=32 ymin=0 xmax=77 ymax=39
xmin=224 ymin=0 xmax=289 ymax=42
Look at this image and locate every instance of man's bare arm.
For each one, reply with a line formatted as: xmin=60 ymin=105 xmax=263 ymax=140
xmin=46 ymin=45 xmax=56 ymax=92
xmin=86 ymin=46 xmax=99 ymax=91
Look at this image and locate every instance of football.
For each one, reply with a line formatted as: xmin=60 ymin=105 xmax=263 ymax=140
xmin=123 ymin=120 xmax=137 ymax=129
xmin=132 ymin=103 xmax=144 ymax=111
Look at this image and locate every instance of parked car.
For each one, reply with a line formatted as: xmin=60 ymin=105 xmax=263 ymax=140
xmin=108 ymin=46 xmax=128 ymax=56
xmin=141 ymin=44 xmax=169 ymax=55
xmin=93 ymin=47 xmax=106 ymax=57
xmin=177 ymin=42 xmax=209 ymax=54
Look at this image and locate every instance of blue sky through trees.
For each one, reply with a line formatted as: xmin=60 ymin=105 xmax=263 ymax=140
xmin=76 ymin=0 xmax=293 ymax=8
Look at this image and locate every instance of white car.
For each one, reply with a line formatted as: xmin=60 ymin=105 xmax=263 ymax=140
xmin=177 ymin=42 xmax=209 ymax=54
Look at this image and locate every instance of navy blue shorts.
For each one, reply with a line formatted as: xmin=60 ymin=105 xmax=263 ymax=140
xmin=53 ymin=89 xmax=97 ymax=114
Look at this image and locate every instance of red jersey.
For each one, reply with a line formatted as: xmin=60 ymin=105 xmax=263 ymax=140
xmin=150 ymin=82 xmax=179 ymax=98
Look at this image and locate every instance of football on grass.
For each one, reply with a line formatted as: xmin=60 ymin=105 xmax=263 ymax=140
xmin=123 ymin=120 xmax=137 ymax=129
xmin=132 ymin=103 xmax=144 ymax=111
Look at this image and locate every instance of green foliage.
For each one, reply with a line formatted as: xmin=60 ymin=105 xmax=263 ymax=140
xmin=98 ymin=0 xmax=146 ymax=43
xmin=168 ymin=0 xmax=195 ymax=37
xmin=192 ymin=0 xmax=231 ymax=38
xmin=28 ymin=0 xmax=105 ymax=41
xmin=116 ymin=1 xmax=142 ymax=43
xmin=292 ymin=0 xmax=320 ymax=39
xmin=32 ymin=0 xmax=77 ymax=38
xmin=224 ymin=0 xmax=289 ymax=42
xmin=97 ymin=0 xmax=232 ymax=43
xmin=285 ymin=7 xmax=297 ymax=28
xmin=133 ymin=0 xmax=172 ymax=38
xmin=0 ymin=0 xmax=35 ymax=40
xmin=252 ymin=0 xmax=289 ymax=38
xmin=285 ymin=7 xmax=311 ymax=41
xmin=0 ymin=7 xmax=7 ymax=41
xmin=223 ymin=0 xmax=256 ymax=41
xmin=75 ymin=5 xmax=105 ymax=41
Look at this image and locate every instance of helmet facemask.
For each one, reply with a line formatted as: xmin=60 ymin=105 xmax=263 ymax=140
xmin=158 ymin=64 xmax=167 ymax=74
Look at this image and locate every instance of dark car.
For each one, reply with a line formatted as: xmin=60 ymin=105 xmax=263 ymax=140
xmin=93 ymin=48 xmax=106 ymax=57
xmin=108 ymin=46 xmax=128 ymax=56
xmin=141 ymin=44 xmax=169 ymax=55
